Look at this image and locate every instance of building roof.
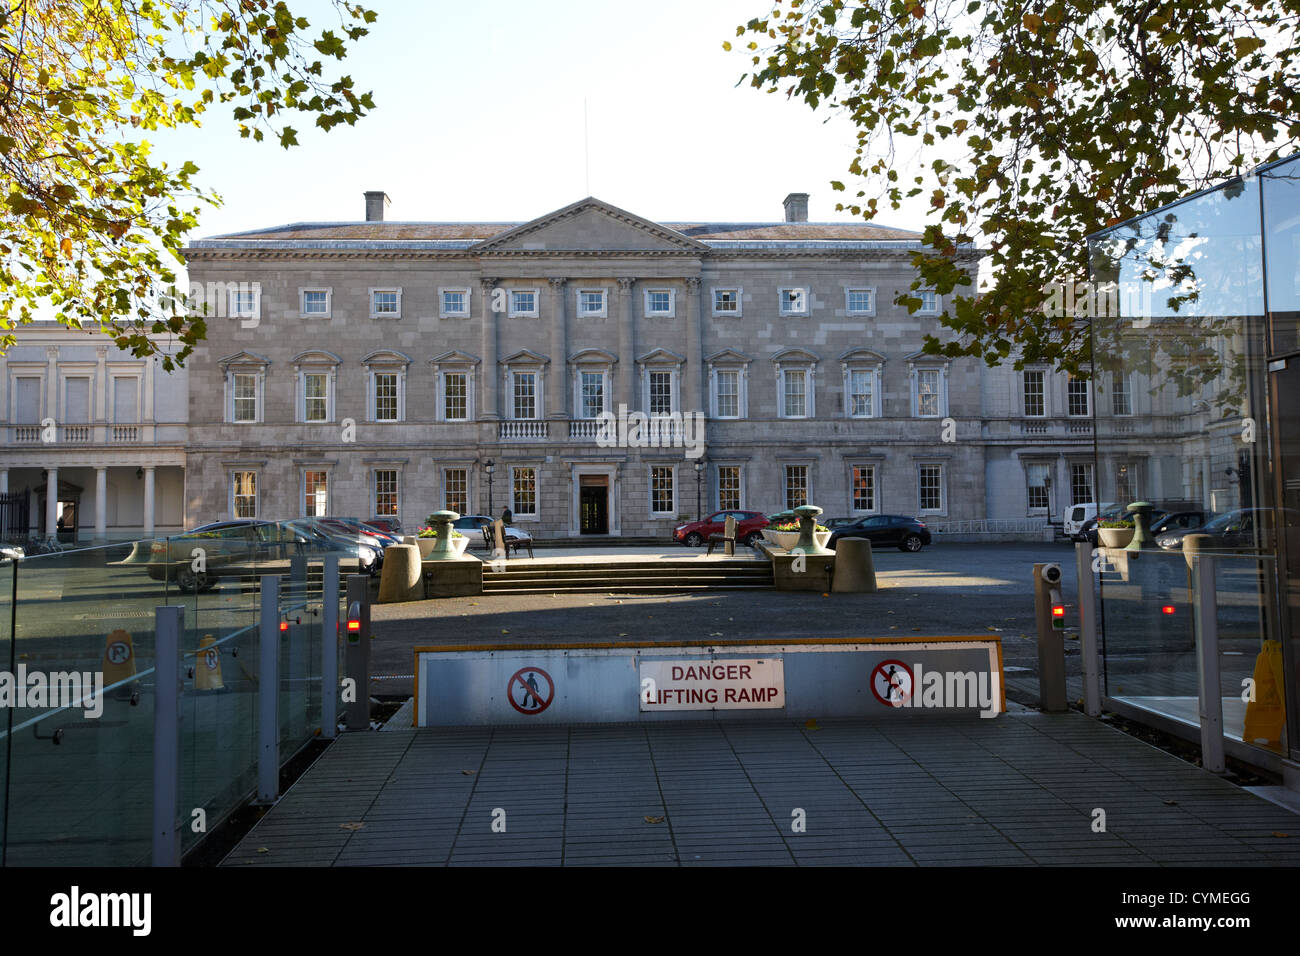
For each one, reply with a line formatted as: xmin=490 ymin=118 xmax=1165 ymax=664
xmin=200 ymin=220 xmax=923 ymax=243
xmin=182 ymin=196 xmax=981 ymax=259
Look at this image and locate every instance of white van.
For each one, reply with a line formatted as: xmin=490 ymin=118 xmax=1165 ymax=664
xmin=1064 ymin=502 xmax=1117 ymax=540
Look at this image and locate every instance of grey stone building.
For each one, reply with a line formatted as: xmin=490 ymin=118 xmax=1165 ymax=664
xmin=177 ymin=192 xmax=1105 ymax=539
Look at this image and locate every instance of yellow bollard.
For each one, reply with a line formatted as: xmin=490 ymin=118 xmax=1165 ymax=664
xmin=1243 ymin=640 xmax=1286 ymax=745
xmin=194 ymin=634 xmax=225 ymax=691
xmin=103 ymin=629 xmax=136 ymax=685
xmin=103 ymin=628 xmax=138 ymax=700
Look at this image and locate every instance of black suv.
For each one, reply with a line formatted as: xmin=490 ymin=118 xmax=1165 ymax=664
xmin=827 ymin=515 xmax=932 ymax=553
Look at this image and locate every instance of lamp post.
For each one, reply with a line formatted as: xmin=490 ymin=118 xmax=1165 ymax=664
xmin=694 ymin=458 xmax=706 ymax=522
xmin=485 ymin=459 xmax=495 ymax=516
xmin=1044 ymin=474 xmax=1053 ymax=526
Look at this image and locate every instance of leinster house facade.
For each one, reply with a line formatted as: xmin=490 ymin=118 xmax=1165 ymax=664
xmin=66 ymin=190 xmax=1157 ymax=542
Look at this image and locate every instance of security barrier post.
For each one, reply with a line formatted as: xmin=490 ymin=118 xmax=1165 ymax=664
xmin=321 ymin=556 xmax=340 ymax=739
xmin=257 ymin=575 xmax=280 ymax=804
xmin=151 ymin=605 xmax=183 ymax=867
xmin=1192 ymin=553 xmax=1226 ymax=773
xmin=1075 ymin=541 xmax=1102 ymax=717
xmin=1033 ymin=562 xmax=1068 ymax=712
xmin=344 ymin=574 xmax=371 ymax=731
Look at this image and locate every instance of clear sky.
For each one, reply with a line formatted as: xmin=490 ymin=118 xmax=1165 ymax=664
xmin=151 ymin=0 xmax=936 ymax=237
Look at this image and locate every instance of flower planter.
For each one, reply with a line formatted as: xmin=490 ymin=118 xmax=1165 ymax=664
xmin=1097 ymin=527 xmax=1134 ymax=549
xmin=761 ymin=529 xmax=831 ymax=550
xmin=417 ymin=536 xmax=468 ymax=559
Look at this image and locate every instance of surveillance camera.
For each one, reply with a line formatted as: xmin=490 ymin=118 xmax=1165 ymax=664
xmin=1041 ymin=563 xmax=1062 ymax=585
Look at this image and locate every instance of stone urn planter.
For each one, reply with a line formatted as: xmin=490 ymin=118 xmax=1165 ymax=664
xmin=1097 ymin=527 xmax=1135 ymax=549
xmin=417 ymin=535 xmax=468 ymax=559
xmin=762 ymin=529 xmax=831 ymax=550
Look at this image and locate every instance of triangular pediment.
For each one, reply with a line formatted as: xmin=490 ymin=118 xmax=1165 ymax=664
xmin=772 ymin=348 xmax=820 ymax=365
xmin=218 ymin=350 xmax=272 ymax=368
xmin=429 ymin=349 xmax=480 ymax=367
xmin=636 ymin=348 xmax=685 ymax=366
xmin=292 ymin=349 xmax=342 ymax=366
xmin=569 ymin=348 xmax=618 ymax=365
xmin=501 ymin=348 xmax=550 ymax=365
xmin=361 ymin=349 xmax=412 ymax=366
xmin=705 ymin=349 xmax=752 ymax=365
xmin=839 ymin=348 xmax=886 ymax=365
xmin=472 ymin=198 xmax=708 ymax=255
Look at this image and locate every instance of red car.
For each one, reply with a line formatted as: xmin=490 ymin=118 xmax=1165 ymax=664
xmin=673 ymin=510 xmax=769 ymax=547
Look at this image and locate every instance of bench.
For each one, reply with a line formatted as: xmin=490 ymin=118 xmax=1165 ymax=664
xmin=479 ymin=520 xmax=535 ymax=560
xmin=706 ymin=515 xmax=738 ymax=556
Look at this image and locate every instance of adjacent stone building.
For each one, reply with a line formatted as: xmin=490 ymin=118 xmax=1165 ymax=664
xmin=0 ymin=325 xmax=188 ymax=542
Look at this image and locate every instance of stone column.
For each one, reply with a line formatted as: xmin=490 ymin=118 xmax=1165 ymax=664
xmin=45 ymin=346 xmax=58 ymax=426
xmin=95 ymin=467 xmax=107 ymax=538
xmin=0 ymin=469 xmax=7 ymax=494
xmin=45 ymin=466 xmax=58 ymax=538
xmin=548 ymin=278 xmax=570 ymax=419
xmin=684 ymin=277 xmax=703 ymax=416
xmin=143 ymin=353 xmax=155 ymax=423
xmin=95 ymin=347 xmax=107 ymax=423
xmin=479 ymin=277 xmax=500 ymax=420
xmin=143 ymin=466 xmax=155 ymax=536
xmin=617 ymin=278 xmax=636 ymax=410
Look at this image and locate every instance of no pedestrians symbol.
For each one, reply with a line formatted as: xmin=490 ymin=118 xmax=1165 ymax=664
xmin=508 ymin=666 xmax=554 ymax=715
xmin=870 ymin=659 xmax=913 ymax=707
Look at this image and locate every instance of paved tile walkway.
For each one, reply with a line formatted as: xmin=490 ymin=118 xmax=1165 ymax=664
xmin=223 ymin=709 xmax=1300 ymax=867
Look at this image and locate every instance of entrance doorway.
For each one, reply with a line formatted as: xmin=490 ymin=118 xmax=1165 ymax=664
xmin=579 ymin=475 xmax=608 ymax=534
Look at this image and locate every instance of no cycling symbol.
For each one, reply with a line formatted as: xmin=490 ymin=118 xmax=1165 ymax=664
xmin=508 ymin=666 xmax=554 ymax=715
xmin=870 ymin=660 xmax=913 ymax=707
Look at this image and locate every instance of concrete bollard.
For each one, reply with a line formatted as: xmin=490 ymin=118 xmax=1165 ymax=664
xmin=831 ymin=538 xmax=877 ymax=593
xmin=377 ymin=543 xmax=422 ymax=602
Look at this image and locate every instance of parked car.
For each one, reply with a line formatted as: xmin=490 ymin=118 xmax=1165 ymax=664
xmin=1077 ymin=505 xmax=1127 ymax=545
xmin=1065 ymin=502 xmax=1118 ymax=540
xmin=147 ymin=519 xmax=308 ymax=589
xmin=321 ymin=516 xmax=403 ymax=550
xmin=1156 ymin=508 xmax=1300 ymax=552
xmin=828 ymin=514 xmax=932 ymax=552
xmin=1081 ymin=506 xmax=1172 ymax=546
xmin=674 ymin=510 xmax=769 ymax=547
xmin=286 ymin=518 xmax=381 ymax=574
xmin=1149 ymin=510 xmax=1213 ymax=538
xmin=821 ymin=517 xmax=858 ymax=530
xmin=364 ymin=517 xmax=402 ymax=534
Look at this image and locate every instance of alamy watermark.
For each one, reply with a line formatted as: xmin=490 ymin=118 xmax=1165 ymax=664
xmin=874 ymin=662 xmax=999 ymax=718
xmin=154 ymin=280 xmax=262 ymax=328
xmin=595 ymin=403 xmax=706 ymax=458
xmin=0 ymin=667 xmax=104 ymax=718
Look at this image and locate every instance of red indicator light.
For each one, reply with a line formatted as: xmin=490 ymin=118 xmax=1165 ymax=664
xmin=1051 ymin=605 xmax=1065 ymax=618
xmin=279 ymin=621 xmax=289 ymax=632
xmin=347 ymin=620 xmax=361 ymax=631
xmin=1162 ymin=605 xmax=1176 ymax=615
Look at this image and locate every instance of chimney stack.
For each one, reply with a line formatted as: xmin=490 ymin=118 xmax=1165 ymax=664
xmin=783 ymin=192 xmax=809 ymax=223
xmin=364 ymin=191 xmax=390 ymax=222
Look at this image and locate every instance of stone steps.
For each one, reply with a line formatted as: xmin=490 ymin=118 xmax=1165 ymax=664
xmin=482 ymin=559 xmax=774 ymax=594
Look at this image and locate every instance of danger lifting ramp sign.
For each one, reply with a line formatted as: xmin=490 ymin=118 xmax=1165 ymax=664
xmin=411 ymin=637 xmax=1003 ymax=726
